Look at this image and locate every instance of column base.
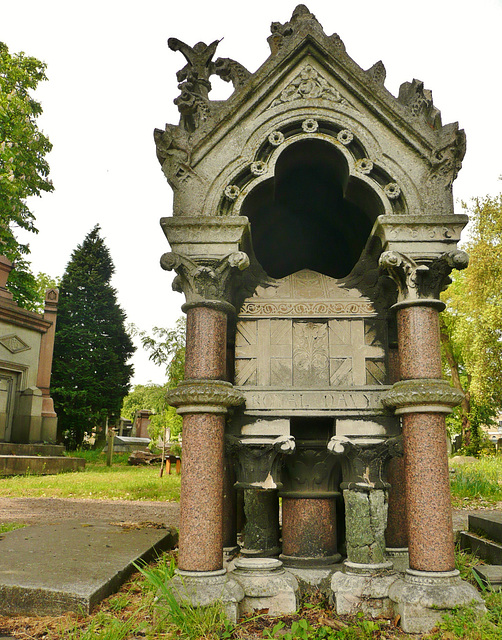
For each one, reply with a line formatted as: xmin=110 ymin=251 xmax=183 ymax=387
xmin=388 ymin=569 xmax=486 ymax=634
xmin=229 ymin=558 xmax=299 ymax=616
xmin=241 ymin=545 xmax=281 ymax=558
xmin=165 ymin=569 xmax=245 ymax=624
xmin=280 ymin=552 xmax=342 ymax=568
xmin=386 ymin=547 xmax=409 ymax=573
xmin=331 ymin=563 xmax=398 ymax=617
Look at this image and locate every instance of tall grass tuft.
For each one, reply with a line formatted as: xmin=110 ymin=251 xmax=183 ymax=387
xmin=134 ymin=556 xmax=229 ymax=640
xmin=450 ymin=456 xmax=502 ymax=503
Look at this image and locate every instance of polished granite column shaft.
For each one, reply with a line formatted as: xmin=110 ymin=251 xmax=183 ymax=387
xmin=178 ymin=306 xmax=228 ymax=572
xmin=397 ymin=305 xmax=455 ymax=572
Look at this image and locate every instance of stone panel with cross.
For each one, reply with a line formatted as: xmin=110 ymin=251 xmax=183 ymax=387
xmin=235 ymin=270 xmax=387 ymax=390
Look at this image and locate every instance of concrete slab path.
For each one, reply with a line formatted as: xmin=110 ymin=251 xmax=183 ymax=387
xmin=0 ymin=521 xmax=178 ymax=616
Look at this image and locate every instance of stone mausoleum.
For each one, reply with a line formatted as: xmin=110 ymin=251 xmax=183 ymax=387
xmin=155 ymin=7 xmax=483 ymax=632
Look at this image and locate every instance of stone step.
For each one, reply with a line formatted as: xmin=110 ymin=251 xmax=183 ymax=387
xmin=0 ymin=443 xmax=65 ymax=457
xmin=0 ymin=455 xmax=85 ymax=476
xmin=469 ymin=513 xmax=502 ymax=544
xmin=472 ymin=565 xmax=502 ymax=592
xmin=459 ymin=531 xmax=502 ymax=565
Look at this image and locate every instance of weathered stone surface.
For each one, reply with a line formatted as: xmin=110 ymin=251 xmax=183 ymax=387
xmin=331 ymin=570 xmax=398 ymax=617
xmin=0 ymin=523 xmax=178 ymax=615
xmin=166 ymin=570 xmax=244 ymax=624
xmin=343 ymin=489 xmax=388 ymax=565
xmin=389 ymin=570 xmax=485 ymax=634
xmin=230 ymin=558 xmax=298 ymax=615
xmin=0 ymin=455 xmax=84 ymax=476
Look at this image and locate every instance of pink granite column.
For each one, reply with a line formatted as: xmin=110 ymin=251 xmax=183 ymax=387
xmin=397 ymin=305 xmax=455 ymax=572
xmin=177 ymin=305 xmax=228 ymax=573
xmin=385 ymin=346 xmax=408 ymax=550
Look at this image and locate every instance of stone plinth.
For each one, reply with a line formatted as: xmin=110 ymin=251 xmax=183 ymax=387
xmin=167 ymin=569 xmax=244 ymax=623
xmin=389 ymin=569 xmax=485 ymax=634
xmin=230 ymin=558 xmax=299 ymax=616
xmin=331 ymin=567 xmax=398 ymax=618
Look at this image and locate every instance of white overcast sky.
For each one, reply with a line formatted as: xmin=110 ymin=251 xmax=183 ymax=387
xmin=3 ymin=0 xmax=501 ymax=385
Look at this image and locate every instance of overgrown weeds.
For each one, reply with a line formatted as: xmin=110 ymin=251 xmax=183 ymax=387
xmin=450 ymin=456 xmax=502 ymax=507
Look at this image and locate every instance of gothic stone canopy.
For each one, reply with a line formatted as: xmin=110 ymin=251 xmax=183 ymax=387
xmin=156 ymin=5 xmax=467 ymax=282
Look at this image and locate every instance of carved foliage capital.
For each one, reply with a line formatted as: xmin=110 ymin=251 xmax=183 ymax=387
xmin=161 ymin=251 xmax=250 ymax=308
xmin=379 ymin=250 xmax=469 ymax=305
xmin=226 ymin=435 xmax=296 ymax=490
xmin=328 ymin=435 xmax=403 ymax=489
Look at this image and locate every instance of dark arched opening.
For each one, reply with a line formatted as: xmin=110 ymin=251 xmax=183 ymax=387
xmin=241 ymin=139 xmax=383 ymax=279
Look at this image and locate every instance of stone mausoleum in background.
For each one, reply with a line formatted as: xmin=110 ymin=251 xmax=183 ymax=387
xmin=155 ymin=6 xmax=483 ymax=633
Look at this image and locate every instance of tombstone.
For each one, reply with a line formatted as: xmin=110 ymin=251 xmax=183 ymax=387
xmin=155 ymin=6 xmax=483 ymax=631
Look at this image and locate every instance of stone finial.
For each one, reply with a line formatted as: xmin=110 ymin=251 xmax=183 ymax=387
xmin=379 ymin=250 xmax=469 ymax=307
xmin=328 ymin=435 xmax=403 ymax=490
xmin=366 ymin=61 xmax=386 ymax=86
xmin=44 ymin=288 xmax=59 ymax=312
xmin=398 ymin=79 xmax=442 ymax=130
xmin=0 ymin=256 xmax=13 ymax=300
xmin=267 ymin=5 xmax=337 ymax=55
xmin=226 ymin=434 xmax=296 ymax=490
xmin=214 ymin=58 xmax=251 ymax=90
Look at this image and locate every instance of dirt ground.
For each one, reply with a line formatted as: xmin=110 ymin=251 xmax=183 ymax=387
xmin=0 ymin=496 xmax=180 ymax=527
xmin=1 ymin=496 xmax=501 ymax=535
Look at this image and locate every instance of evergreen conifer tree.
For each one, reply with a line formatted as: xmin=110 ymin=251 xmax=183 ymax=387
xmin=51 ymin=226 xmax=135 ymax=448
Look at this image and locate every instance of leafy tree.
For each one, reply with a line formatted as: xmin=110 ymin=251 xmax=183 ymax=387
xmin=52 ymin=226 xmax=135 ymax=448
xmin=441 ymin=193 xmax=502 ymax=454
xmin=0 ymin=42 xmax=53 ymax=309
xmin=125 ymin=318 xmax=186 ymax=444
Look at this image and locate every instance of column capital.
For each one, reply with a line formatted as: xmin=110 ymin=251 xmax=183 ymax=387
xmin=161 ymin=250 xmax=250 ymax=313
xmin=381 ymin=378 xmax=464 ymax=415
xmin=379 ymin=250 xmax=468 ymax=310
xmin=167 ymin=379 xmax=244 ymax=414
xmin=226 ymin=434 xmax=295 ymax=490
xmin=328 ymin=435 xmax=403 ymax=490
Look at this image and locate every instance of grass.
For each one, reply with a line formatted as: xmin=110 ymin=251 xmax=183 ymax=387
xmin=450 ymin=455 xmax=502 ymax=508
xmin=0 ymin=521 xmax=26 ymax=534
xmin=2 ymin=548 xmax=498 ymax=640
xmin=0 ymin=453 xmax=181 ymax=501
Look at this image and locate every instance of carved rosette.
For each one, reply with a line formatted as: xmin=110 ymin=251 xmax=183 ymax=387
xmin=281 ymin=442 xmax=342 ymax=498
xmin=327 ymin=435 xmax=403 ymax=491
xmin=167 ymin=379 xmax=244 ymax=415
xmin=160 ymin=251 xmax=250 ymax=312
xmin=381 ymin=378 xmax=464 ymax=415
xmin=226 ymin=435 xmax=295 ymax=490
xmin=379 ymin=250 xmax=469 ymax=308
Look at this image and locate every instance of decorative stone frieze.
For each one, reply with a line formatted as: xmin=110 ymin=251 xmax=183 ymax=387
xmin=167 ymin=379 xmax=244 ymax=414
xmin=226 ymin=434 xmax=295 ymax=490
xmin=381 ymin=378 xmax=464 ymax=415
xmin=379 ymin=250 xmax=469 ymax=307
xmin=328 ymin=435 xmax=403 ymax=490
xmin=160 ymin=251 xmax=250 ymax=312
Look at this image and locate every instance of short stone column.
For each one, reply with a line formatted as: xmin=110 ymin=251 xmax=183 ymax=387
xmin=328 ymin=435 xmax=403 ymax=616
xmin=227 ymin=435 xmax=295 ymax=557
xmin=161 ymin=244 xmax=250 ymax=620
xmin=380 ymin=250 xmax=484 ymax=632
xmin=280 ymin=441 xmax=342 ymax=567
